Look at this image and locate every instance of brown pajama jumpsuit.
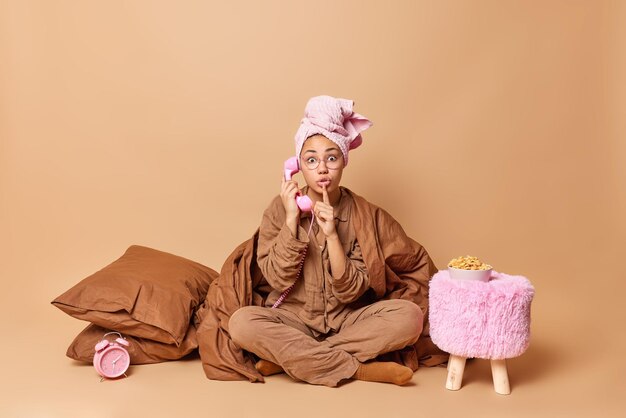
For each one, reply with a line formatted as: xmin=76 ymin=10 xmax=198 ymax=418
xmin=229 ymin=188 xmax=423 ymax=386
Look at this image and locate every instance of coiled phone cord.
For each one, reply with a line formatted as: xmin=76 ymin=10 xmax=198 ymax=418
xmin=271 ymin=212 xmax=315 ymax=309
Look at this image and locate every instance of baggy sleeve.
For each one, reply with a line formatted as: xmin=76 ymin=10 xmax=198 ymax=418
xmin=329 ymin=239 xmax=370 ymax=303
xmin=256 ymin=197 xmax=310 ymax=292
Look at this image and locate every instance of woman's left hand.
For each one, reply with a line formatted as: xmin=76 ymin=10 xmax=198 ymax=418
xmin=314 ymin=185 xmax=337 ymax=238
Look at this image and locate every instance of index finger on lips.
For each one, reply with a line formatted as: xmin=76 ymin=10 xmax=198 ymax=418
xmin=322 ymin=185 xmax=330 ymax=205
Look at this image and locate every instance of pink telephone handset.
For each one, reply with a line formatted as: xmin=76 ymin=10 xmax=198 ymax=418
xmin=284 ymin=157 xmax=313 ymax=212
xmin=273 ymin=157 xmax=315 ymax=309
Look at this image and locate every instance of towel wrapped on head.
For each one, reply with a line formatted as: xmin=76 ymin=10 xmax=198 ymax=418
xmin=294 ymin=95 xmax=373 ymax=166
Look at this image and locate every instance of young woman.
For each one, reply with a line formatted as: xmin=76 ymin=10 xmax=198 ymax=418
xmin=227 ymin=95 xmax=437 ymax=387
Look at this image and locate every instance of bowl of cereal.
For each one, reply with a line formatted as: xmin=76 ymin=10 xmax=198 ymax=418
xmin=448 ymin=255 xmax=493 ymax=282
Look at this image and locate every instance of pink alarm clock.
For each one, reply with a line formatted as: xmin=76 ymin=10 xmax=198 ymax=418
xmin=93 ymin=332 xmax=130 ymax=381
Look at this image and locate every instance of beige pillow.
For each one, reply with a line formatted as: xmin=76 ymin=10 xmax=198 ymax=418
xmin=67 ymin=323 xmax=198 ymax=364
xmin=52 ymin=245 xmax=218 ymax=346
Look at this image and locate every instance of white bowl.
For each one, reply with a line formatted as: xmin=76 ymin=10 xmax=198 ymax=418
xmin=448 ymin=266 xmax=492 ymax=282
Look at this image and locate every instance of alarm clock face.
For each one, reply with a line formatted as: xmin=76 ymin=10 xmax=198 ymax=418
xmin=97 ymin=346 xmax=130 ymax=378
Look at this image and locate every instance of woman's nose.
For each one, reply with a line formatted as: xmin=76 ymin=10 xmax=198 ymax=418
xmin=317 ymin=160 xmax=329 ymax=173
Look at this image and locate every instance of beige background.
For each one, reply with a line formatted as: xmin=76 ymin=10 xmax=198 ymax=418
xmin=1 ymin=0 xmax=624 ymax=417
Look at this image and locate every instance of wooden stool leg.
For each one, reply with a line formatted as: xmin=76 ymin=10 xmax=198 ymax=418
xmin=490 ymin=359 xmax=511 ymax=395
xmin=445 ymin=355 xmax=466 ymax=390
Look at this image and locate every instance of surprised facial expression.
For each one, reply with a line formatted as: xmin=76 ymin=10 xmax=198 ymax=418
xmin=299 ymin=134 xmax=344 ymax=195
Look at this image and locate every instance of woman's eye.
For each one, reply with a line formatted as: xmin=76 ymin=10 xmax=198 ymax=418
xmin=327 ymin=155 xmax=337 ymax=162
xmin=307 ymin=157 xmax=317 ymax=164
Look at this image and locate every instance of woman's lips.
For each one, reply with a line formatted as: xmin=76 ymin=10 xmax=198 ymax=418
xmin=317 ymin=179 xmax=331 ymax=188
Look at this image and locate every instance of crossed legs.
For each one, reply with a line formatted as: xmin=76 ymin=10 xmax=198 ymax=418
xmin=229 ymin=299 xmax=422 ymax=387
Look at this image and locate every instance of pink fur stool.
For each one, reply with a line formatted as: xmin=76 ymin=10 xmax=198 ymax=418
xmin=429 ymin=270 xmax=534 ymax=395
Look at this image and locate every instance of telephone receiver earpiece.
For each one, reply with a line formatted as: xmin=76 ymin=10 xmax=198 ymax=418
xmin=283 ymin=157 xmax=313 ymax=212
xmin=284 ymin=156 xmax=299 ymax=181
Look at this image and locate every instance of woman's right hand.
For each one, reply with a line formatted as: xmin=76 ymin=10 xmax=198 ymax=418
xmin=280 ymin=176 xmax=300 ymax=222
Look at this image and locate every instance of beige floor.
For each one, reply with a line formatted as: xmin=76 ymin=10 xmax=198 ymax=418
xmin=1 ymin=254 xmax=623 ymax=418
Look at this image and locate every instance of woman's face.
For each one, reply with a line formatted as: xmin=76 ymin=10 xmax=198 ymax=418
xmin=299 ymin=134 xmax=344 ymax=196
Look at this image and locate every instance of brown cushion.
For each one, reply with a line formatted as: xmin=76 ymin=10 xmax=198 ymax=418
xmin=51 ymin=245 xmax=218 ymax=346
xmin=66 ymin=323 xmax=198 ymax=364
